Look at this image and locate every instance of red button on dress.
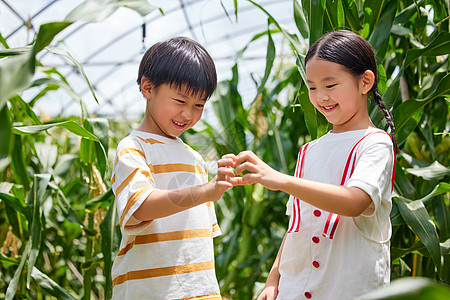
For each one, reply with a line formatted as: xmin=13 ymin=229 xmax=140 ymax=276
xmin=312 ymin=236 xmax=320 ymax=243
xmin=312 ymin=260 xmax=320 ymax=268
xmin=313 ymin=210 xmax=321 ymax=217
xmin=305 ymin=292 xmax=312 ymax=298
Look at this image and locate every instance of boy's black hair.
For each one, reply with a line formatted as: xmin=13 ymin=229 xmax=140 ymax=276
xmin=137 ymin=36 xmax=217 ymax=99
xmin=305 ymin=30 xmax=399 ymax=153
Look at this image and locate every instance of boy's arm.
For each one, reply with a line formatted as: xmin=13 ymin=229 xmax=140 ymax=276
xmin=257 ymin=233 xmax=286 ymax=300
xmin=133 ymin=156 xmax=235 ymax=222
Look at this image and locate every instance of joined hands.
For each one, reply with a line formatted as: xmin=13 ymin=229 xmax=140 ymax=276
xmin=216 ymin=151 xmax=284 ymax=191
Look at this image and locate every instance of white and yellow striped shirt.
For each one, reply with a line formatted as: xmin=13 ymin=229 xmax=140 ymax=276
xmin=111 ymin=131 xmax=221 ymax=299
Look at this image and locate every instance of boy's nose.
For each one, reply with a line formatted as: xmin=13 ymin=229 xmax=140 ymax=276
xmin=181 ymin=107 xmax=193 ymax=120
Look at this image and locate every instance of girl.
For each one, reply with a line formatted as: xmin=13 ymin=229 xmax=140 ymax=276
xmin=220 ymin=30 xmax=398 ymax=299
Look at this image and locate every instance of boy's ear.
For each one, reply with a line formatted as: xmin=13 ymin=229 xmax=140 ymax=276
xmin=360 ymin=70 xmax=375 ymax=95
xmin=140 ymin=77 xmax=153 ymax=99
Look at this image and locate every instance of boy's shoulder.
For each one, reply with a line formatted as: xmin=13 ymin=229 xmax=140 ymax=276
xmin=118 ymin=131 xmax=168 ymax=148
xmin=117 ymin=131 xmax=203 ymax=157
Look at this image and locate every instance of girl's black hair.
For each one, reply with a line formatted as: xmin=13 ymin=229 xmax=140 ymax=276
xmin=137 ymin=36 xmax=217 ymax=99
xmin=305 ymin=30 xmax=399 ymax=153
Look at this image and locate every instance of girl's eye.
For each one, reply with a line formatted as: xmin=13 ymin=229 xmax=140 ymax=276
xmin=308 ymin=87 xmax=316 ymax=91
xmin=326 ymin=84 xmax=337 ymax=88
xmin=174 ymin=99 xmax=185 ymax=103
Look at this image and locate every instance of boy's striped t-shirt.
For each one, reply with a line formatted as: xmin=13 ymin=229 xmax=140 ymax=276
xmin=111 ymin=131 xmax=221 ymax=299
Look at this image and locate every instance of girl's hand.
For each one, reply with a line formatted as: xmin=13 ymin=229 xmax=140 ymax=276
xmin=257 ymin=285 xmax=278 ymax=300
xmin=234 ymin=151 xmax=284 ymax=190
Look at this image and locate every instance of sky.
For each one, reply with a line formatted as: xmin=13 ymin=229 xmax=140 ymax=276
xmin=1 ymin=0 xmax=304 ymax=124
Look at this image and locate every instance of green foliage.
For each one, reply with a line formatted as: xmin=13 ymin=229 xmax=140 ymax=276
xmin=0 ymin=0 xmax=448 ymax=299
xmin=198 ymin=0 xmax=449 ymax=299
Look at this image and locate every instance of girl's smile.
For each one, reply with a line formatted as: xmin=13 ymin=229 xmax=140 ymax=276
xmin=323 ymin=104 xmax=338 ymax=112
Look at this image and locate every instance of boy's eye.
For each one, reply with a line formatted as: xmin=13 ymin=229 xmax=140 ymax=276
xmin=174 ymin=99 xmax=185 ymax=103
xmin=326 ymin=84 xmax=337 ymax=88
xmin=195 ymin=104 xmax=204 ymax=108
xmin=308 ymin=87 xmax=316 ymax=91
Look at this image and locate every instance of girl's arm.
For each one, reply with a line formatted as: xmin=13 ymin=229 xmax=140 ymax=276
xmin=257 ymin=233 xmax=286 ymax=300
xmin=133 ymin=156 xmax=235 ymax=221
xmin=232 ymin=151 xmax=372 ymax=217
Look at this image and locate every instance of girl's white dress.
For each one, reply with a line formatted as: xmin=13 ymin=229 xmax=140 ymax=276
xmin=277 ymin=128 xmax=396 ymax=300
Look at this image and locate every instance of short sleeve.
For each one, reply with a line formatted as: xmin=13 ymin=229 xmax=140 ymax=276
xmin=111 ymin=137 xmax=156 ymax=235
xmin=346 ymin=133 xmax=395 ymax=242
xmin=346 ymin=134 xmax=394 ymax=217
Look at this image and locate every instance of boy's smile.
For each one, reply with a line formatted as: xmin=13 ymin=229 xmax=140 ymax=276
xmin=172 ymin=120 xmax=187 ymax=129
xmin=138 ymin=80 xmax=206 ymax=138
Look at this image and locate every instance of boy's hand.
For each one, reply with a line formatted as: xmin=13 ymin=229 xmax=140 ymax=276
xmin=216 ymin=154 xmax=238 ymax=185
xmin=204 ymin=154 xmax=236 ymax=201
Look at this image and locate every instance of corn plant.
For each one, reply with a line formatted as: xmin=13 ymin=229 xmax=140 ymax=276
xmin=196 ymin=0 xmax=449 ymax=299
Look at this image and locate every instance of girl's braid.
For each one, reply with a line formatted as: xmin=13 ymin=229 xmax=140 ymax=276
xmin=372 ymin=84 xmax=400 ymax=153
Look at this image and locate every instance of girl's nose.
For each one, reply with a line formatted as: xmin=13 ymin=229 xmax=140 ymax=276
xmin=318 ymin=90 xmax=329 ymax=101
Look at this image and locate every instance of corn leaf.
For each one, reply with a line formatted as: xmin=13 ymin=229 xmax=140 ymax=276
xmin=0 ymin=105 xmax=11 ymax=159
xmin=10 ymin=135 xmax=31 ymax=190
xmin=0 ymin=47 xmax=31 ymax=57
xmin=341 ymin=0 xmax=363 ymax=31
xmin=12 ymin=121 xmax=100 ymax=142
xmin=403 ymin=32 xmax=450 ymax=68
xmin=394 ymin=0 xmax=425 ymax=25
xmin=46 ymin=47 xmax=99 ymax=105
xmin=26 ymin=174 xmax=51 ymax=288
xmin=31 ymin=267 xmax=77 ymax=300
xmin=80 ymin=119 xmax=108 ymax=177
xmin=384 ymin=32 xmax=450 ymax=109
xmin=357 ymin=277 xmax=450 ymax=299
xmin=0 ymin=192 xmax=27 ymax=218
xmin=248 ymin=0 xmax=304 ymax=53
xmin=367 ymin=0 xmax=397 ymax=51
xmin=100 ymin=194 xmax=119 ymax=299
xmin=10 ymin=95 xmax=42 ymax=125
xmin=0 ymin=49 xmax=35 ymax=111
xmin=293 ymin=0 xmax=309 ymax=38
xmin=406 ymin=161 xmax=450 ymax=181
xmin=34 ymin=22 xmax=72 ymax=54
xmin=323 ymin=0 xmax=345 ymax=32
xmin=394 ymin=73 xmax=450 ymax=142
xmin=397 ymin=195 xmax=441 ymax=275
xmin=304 ymin=0 xmax=326 ymax=46
xmin=257 ymin=22 xmax=276 ymax=94
xmin=212 ymin=65 xmax=247 ymax=153
xmin=65 ymin=0 xmax=159 ymax=23
xmin=5 ymin=242 xmax=31 ymax=300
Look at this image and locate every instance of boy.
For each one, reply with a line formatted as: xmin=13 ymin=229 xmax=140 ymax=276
xmin=111 ymin=37 xmax=231 ymax=299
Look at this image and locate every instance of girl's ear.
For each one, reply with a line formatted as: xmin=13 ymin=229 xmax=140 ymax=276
xmin=140 ymin=77 xmax=153 ymax=100
xmin=360 ymin=70 xmax=375 ymax=95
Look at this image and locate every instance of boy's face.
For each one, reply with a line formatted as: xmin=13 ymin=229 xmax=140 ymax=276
xmin=141 ymin=80 xmax=206 ymax=139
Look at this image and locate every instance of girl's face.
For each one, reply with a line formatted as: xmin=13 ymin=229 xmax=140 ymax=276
xmin=140 ymin=81 xmax=206 ymax=139
xmin=306 ymin=56 xmax=374 ymax=133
